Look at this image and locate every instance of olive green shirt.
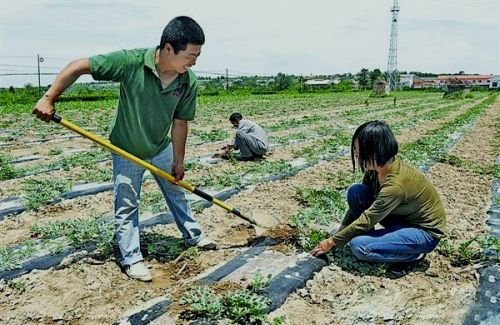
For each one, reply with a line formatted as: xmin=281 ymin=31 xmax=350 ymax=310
xmin=333 ymin=156 xmax=446 ymax=246
xmin=89 ymin=47 xmax=198 ymax=159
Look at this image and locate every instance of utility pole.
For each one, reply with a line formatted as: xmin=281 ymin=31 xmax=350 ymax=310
xmin=37 ymin=54 xmax=44 ymax=94
xmin=226 ymin=68 xmax=229 ymax=93
xmin=387 ymin=0 xmax=399 ymax=91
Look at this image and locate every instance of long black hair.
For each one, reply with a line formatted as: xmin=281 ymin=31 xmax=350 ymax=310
xmin=351 ymin=120 xmax=398 ymax=172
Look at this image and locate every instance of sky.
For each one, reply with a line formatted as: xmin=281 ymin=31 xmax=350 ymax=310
xmin=0 ymin=0 xmax=498 ymax=87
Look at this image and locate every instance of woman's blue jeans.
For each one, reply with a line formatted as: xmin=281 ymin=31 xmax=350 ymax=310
xmin=112 ymin=144 xmax=204 ymax=267
xmin=346 ymin=184 xmax=439 ymax=263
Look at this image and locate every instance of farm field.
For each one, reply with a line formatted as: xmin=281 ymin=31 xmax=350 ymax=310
xmin=0 ymin=90 xmax=498 ymax=324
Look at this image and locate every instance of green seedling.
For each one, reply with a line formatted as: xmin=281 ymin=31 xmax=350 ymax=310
xmin=292 ymin=186 xmax=347 ymax=227
xmin=48 ymin=148 xmax=63 ymax=156
xmin=0 ymin=152 xmax=19 ymax=180
xmin=77 ymin=169 xmax=113 ymax=183
xmin=0 ymin=240 xmax=39 ymax=271
xmin=48 ymin=150 xmax=109 ymax=171
xmin=185 ymin=246 xmax=200 ymax=259
xmin=6 ymin=279 xmax=27 ymax=291
xmin=437 ymin=235 xmax=499 ymax=266
xmin=192 ymin=129 xmax=229 ymax=142
xmin=185 ymin=160 xmax=202 ymax=171
xmin=180 ymin=285 xmax=271 ymax=324
xmin=180 ymin=286 xmax=223 ymax=319
xmin=141 ymin=191 xmax=166 ymax=213
xmin=223 ymin=289 xmax=271 ymax=324
xmin=249 ymin=271 xmax=272 ymax=292
xmin=31 ymin=216 xmax=115 ymax=258
xmin=296 ymin=229 xmax=330 ymax=252
xmin=269 ymin=315 xmax=287 ymax=325
xmin=22 ymin=178 xmax=72 ymax=210
xmin=0 ymin=247 xmax=18 ymax=271
xmin=141 ymin=232 xmax=185 ymax=261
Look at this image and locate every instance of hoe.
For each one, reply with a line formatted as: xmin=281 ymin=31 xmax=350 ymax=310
xmin=50 ymin=114 xmax=262 ymax=227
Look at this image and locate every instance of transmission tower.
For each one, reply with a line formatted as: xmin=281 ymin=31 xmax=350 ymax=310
xmin=387 ymin=0 xmax=400 ymax=91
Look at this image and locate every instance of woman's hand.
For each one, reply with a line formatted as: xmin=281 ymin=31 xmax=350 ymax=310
xmin=310 ymin=237 xmax=336 ymax=257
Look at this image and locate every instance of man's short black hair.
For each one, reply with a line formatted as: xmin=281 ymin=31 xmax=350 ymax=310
xmin=229 ymin=112 xmax=243 ymax=122
xmin=351 ymin=120 xmax=398 ymax=172
xmin=160 ymin=16 xmax=205 ymax=53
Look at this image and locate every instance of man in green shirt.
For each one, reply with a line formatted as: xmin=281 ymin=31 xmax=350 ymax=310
xmin=33 ymin=16 xmax=216 ymax=282
xmin=310 ymin=121 xmax=446 ymax=263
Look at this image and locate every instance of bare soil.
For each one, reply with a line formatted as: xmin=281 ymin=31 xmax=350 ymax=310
xmin=0 ymin=94 xmax=496 ymax=324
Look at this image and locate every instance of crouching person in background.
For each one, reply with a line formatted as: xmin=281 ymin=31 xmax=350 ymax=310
xmin=221 ymin=112 xmax=269 ymax=161
xmin=310 ymin=120 xmax=446 ymax=263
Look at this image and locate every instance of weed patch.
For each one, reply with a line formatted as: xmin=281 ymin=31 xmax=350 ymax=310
xmin=437 ymin=236 xmax=500 ymax=266
xmin=31 ymin=216 xmax=115 ymax=257
xmin=0 ymin=153 xmax=20 ymax=180
xmin=180 ymin=283 xmax=271 ymax=324
xmin=22 ymin=178 xmax=71 ymax=210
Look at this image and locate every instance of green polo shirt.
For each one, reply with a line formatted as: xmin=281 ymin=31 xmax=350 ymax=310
xmin=89 ymin=47 xmax=198 ymax=159
xmin=333 ymin=156 xmax=446 ymax=246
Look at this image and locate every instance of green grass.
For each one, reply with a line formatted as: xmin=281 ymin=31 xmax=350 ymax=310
xmin=0 ymin=240 xmax=37 ymax=272
xmin=48 ymin=148 xmax=63 ymax=156
xmin=0 ymin=152 xmax=19 ymax=181
xmin=292 ymin=133 xmax=350 ymax=163
xmin=140 ymin=191 xmax=166 ymax=213
xmin=31 ymin=216 xmax=115 ymax=257
xmin=180 ymin=284 xmax=271 ymax=324
xmin=437 ymin=235 xmax=500 ymax=266
xmin=48 ymin=150 xmax=109 ymax=171
xmin=290 ymin=186 xmax=347 ymax=251
xmin=76 ymin=168 xmax=113 ymax=183
xmin=292 ymin=187 xmax=347 ymax=227
xmin=437 ymin=153 xmax=497 ymax=177
xmin=400 ymin=93 xmax=498 ymax=166
xmin=22 ymin=178 xmax=72 ymax=210
xmin=141 ymin=232 xmax=185 ymax=261
xmin=6 ymin=279 xmax=27 ymax=291
xmin=191 ymin=129 xmax=229 ymax=142
xmin=188 ymin=169 xmax=243 ymax=190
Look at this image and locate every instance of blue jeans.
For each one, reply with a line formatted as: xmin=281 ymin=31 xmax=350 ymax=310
xmin=234 ymin=130 xmax=267 ymax=159
xmin=112 ymin=143 xmax=204 ymax=266
xmin=346 ymin=184 xmax=439 ymax=263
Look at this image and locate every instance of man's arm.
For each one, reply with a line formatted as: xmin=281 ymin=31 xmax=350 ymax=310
xmin=171 ymin=118 xmax=188 ymax=183
xmin=32 ymin=59 xmax=91 ymax=122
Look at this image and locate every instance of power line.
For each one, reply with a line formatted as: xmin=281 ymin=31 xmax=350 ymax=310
xmin=0 ymin=55 xmax=35 ymax=59
xmin=229 ymin=69 xmax=256 ymax=76
xmin=0 ymin=55 xmax=70 ymax=61
xmin=0 ymin=64 xmax=63 ymax=70
xmin=0 ymin=73 xmax=58 ymax=76
xmin=192 ymin=70 xmax=243 ymax=78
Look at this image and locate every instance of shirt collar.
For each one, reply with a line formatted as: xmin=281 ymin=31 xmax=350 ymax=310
xmin=144 ymin=46 xmax=189 ymax=84
xmin=388 ymin=155 xmax=401 ymax=174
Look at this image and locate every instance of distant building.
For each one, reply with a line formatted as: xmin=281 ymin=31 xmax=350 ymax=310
xmin=412 ymin=77 xmax=438 ymax=89
xmin=304 ymin=79 xmax=334 ymax=89
xmin=399 ymin=74 xmax=415 ymax=88
xmin=489 ymin=75 xmax=500 ymax=89
xmin=436 ymin=75 xmax=492 ymax=88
